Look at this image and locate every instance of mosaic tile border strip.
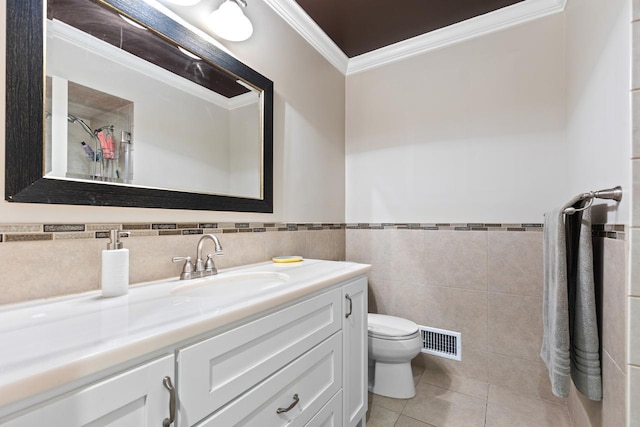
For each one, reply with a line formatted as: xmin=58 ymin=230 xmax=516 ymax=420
xmin=346 ymin=223 xmax=626 ymax=240
xmin=345 ymin=223 xmax=544 ymax=232
xmin=0 ymin=223 xmax=345 ymax=243
xmin=0 ymin=222 xmax=626 ymax=242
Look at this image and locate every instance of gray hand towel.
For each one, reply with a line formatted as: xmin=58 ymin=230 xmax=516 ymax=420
xmin=541 ymin=197 xmax=602 ymax=400
xmin=541 ymin=206 xmax=571 ymax=398
xmin=568 ymin=208 xmax=602 ymax=400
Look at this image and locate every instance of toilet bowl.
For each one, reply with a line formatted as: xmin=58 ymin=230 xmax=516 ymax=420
xmin=368 ymin=313 xmax=422 ymax=399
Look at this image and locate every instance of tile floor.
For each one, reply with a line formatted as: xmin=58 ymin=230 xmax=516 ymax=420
xmin=366 ymin=366 xmax=573 ymax=427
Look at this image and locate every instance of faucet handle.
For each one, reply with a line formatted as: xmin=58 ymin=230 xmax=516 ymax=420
xmin=172 ymin=256 xmax=195 ymax=280
xmin=204 ymin=253 xmax=219 ymax=275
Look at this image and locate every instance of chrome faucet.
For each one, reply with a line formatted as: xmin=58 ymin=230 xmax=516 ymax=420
xmin=172 ymin=234 xmax=223 ymax=280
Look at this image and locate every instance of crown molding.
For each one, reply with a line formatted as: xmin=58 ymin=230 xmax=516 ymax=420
xmin=264 ymin=0 xmax=566 ymax=76
xmin=261 ymin=0 xmax=349 ymax=74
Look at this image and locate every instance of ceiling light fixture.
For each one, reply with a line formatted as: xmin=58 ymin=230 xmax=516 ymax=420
xmin=178 ymin=46 xmax=202 ymax=60
xmin=162 ymin=0 xmax=202 ymax=6
xmin=119 ymin=14 xmax=147 ymax=30
xmin=208 ymin=0 xmax=253 ymax=42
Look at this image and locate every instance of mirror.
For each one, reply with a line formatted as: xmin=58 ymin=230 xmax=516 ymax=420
xmin=6 ymin=0 xmax=273 ymax=212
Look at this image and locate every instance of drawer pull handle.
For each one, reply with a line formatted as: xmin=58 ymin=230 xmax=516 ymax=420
xmin=276 ymin=394 xmax=300 ymax=414
xmin=163 ymin=376 xmax=176 ymax=427
xmin=345 ymin=294 xmax=353 ymax=318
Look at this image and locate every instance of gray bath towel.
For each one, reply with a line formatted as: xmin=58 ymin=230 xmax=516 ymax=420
xmin=541 ymin=198 xmax=602 ymax=400
xmin=567 ymin=208 xmax=602 ymax=400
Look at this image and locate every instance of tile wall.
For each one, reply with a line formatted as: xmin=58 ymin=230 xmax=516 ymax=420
xmin=346 ymin=223 xmax=627 ymax=426
xmin=631 ymin=1 xmax=640 ymax=426
xmin=0 ymin=222 xmax=345 ymax=306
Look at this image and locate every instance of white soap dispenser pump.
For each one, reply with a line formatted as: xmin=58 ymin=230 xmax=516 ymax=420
xmin=101 ymin=230 xmax=130 ymax=297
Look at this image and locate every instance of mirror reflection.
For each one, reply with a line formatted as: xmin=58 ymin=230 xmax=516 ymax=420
xmin=45 ymin=0 xmax=263 ymax=198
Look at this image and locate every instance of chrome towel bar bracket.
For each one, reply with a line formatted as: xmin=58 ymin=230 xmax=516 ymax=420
xmin=563 ymin=186 xmax=622 ymax=215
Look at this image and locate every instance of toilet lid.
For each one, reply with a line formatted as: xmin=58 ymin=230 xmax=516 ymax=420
xmin=368 ymin=313 xmax=419 ymax=338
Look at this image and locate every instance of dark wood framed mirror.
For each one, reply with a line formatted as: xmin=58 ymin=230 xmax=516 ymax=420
xmin=6 ymin=0 xmax=273 ymax=212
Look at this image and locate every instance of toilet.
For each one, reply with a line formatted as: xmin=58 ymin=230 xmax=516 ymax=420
xmin=368 ymin=313 xmax=422 ymax=399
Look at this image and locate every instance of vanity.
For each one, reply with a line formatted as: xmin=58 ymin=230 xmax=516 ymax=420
xmin=0 ymin=259 xmax=369 ymax=427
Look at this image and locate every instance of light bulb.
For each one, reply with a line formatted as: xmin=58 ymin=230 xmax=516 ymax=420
xmin=208 ymin=0 xmax=253 ymax=42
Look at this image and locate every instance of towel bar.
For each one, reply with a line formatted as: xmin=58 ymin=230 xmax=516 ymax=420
xmin=563 ymin=186 xmax=622 ymax=215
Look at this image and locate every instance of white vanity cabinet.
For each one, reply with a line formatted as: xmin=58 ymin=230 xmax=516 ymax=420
xmin=342 ymin=277 xmax=368 ymax=427
xmin=1 ymin=355 xmax=174 ymax=427
xmin=0 ymin=264 xmax=369 ymax=427
xmin=176 ymin=288 xmax=343 ymax=426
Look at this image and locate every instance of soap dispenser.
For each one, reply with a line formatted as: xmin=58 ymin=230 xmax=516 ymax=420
xmin=101 ymin=230 xmax=130 ymax=297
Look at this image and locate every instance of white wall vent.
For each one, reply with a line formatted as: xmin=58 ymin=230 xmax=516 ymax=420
xmin=419 ymin=326 xmax=462 ymax=361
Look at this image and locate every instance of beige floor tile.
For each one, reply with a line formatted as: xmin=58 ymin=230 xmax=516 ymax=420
xmin=366 ymin=404 xmax=401 ymax=427
xmin=402 ymin=382 xmax=487 ymax=427
xmin=485 ymin=405 xmax=571 ymax=427
xmin=487 ymin=385 xmax=571 ymax=426
xmin=372 ymin=393 xmax=408 ymax=413
xmin=413 ymin=363 xmax=425 ymax=385
xmin=421 ymin=369 xmax=490 ymax=400
xmin=395 ymin=415 xmax=436 ymax=427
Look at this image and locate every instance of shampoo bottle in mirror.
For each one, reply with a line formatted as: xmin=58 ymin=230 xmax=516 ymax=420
xmin=102 ymin=230 xmax=130 ymax=297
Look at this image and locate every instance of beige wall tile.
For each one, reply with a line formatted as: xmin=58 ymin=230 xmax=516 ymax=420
xmin=633 ymin=160 xmax=640 ymax=227
xmin=568 ymin=381 xmax=602 ymax=427
xmin=383 ymin=282 xmax=447 ymax=326
xmin=423 ymin=231 xmax=488 ymax=291
xmin=262 ymin=231 xmax=307 ymax=260
xmin=600 ymin=238 xmax=627 ymax=372
xmin=377 ymin=229 xmax=427 ymax=284
xmin=634 ymin=91 xmax=640 ymax=159
xmin=601 ymin=350 xmax=627 ymax=427
xmin=487 ymin=352 xmax=563 ymax=403
xmin=630 ymin=365 xmax=640 ymax=427
xmin=367 ymin=279 xmax=397 ymax=315
xmin=630 ymin=229 xmax=640 ymax=296
xmin=630 ymin=297 xmax=640 ymax=366
xmin=488 ymin=231 xmax=543 ymax=297
xmin=488 ymin=293 xmax=543 ymax=362
xmin=348 ymin=229 xmax=410 ymax=286
xmin=303 ymin=229 xmax=345 ymax=260
xmin=634 ymin=23 xmax=640 ymax=91
xmin=444 ymin=287 xmax=488 ymax=352
xmin=0 ymin=239 xmax=102 ymax=305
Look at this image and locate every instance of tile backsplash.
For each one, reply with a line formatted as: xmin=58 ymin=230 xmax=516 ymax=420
xmin=0 ymin=222 xmax=346 ymax=306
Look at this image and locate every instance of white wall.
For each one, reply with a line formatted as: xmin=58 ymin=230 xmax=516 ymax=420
xmin=346 ymin=14 xmax=568 ymax=224
xmin=565 ymin=0 xmax=630 ymax=225
xmin=0 ymin=0 xmax=346 ymax=223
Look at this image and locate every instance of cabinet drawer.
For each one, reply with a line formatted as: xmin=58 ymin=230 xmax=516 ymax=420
xmin=305 ymin=390 xmax=343 ymax=427
xmin=177 ymin=289 xmax=342 ymax=426
xmin=197 ymin=332 xmax=342 ymax=427
xmin=1 ymin=355 xmax=174 ymax=427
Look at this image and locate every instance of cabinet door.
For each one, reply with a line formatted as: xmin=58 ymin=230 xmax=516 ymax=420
xmin=2 ymin=355 xmax=174 ymax=427
xmin=342 ymin=277 xmax=368 ymax=427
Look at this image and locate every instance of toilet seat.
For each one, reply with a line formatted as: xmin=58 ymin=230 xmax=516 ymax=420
xmin=368 ymin=314 xmax=419 ymax=340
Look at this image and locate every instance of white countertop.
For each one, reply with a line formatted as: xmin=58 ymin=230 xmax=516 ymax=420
xmin=0 ymin=259 xmax=370 ymax=409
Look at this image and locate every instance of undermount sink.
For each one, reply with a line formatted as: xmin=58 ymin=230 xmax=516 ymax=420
xmin=171 ymin=271 xmax=290 ymax=298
